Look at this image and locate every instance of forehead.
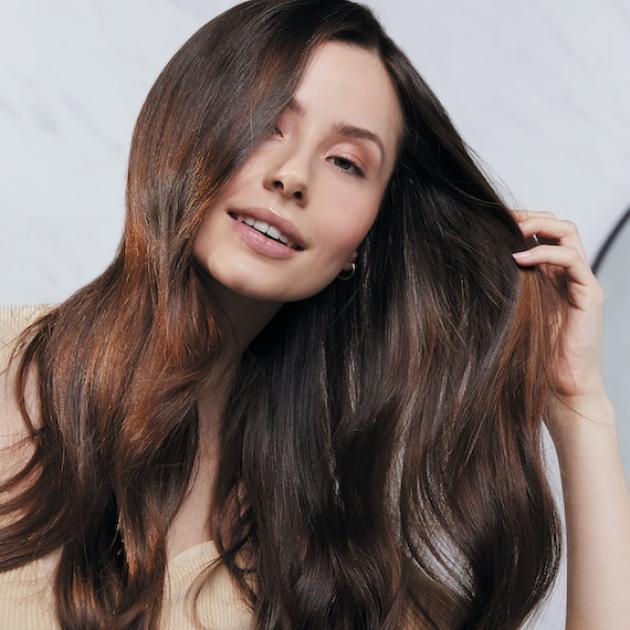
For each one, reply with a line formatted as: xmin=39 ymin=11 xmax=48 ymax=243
xmin=290 ymin=41 xmax=403 ymax=162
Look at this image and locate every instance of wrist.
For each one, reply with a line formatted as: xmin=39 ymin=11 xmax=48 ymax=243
xmin=544 ymin=390 xmax=618 ymax=450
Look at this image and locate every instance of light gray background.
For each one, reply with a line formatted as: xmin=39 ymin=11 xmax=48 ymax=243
xmin=1 ymin=1 xmax=629 ymax=628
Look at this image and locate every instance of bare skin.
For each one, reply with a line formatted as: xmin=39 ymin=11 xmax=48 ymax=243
xmin=170 ymin=40 xmax=404 ymax=561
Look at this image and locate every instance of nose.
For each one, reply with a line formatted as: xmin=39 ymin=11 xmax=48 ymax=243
xmin=263 ymin=156 xmax=308 ymax=206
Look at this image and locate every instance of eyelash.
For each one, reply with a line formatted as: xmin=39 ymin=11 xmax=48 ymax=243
xmin=271 ymin=125 xmax=366 ymax=179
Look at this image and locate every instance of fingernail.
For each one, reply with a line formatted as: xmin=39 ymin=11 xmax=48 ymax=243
xmin=512 ymin=251 xmax=531 ymax=259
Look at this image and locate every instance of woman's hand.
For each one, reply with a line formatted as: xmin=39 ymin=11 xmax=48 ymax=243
xmin=511 ymin=211 xmax=630 ymax=629
xmin=510 ymin=209 xmax=615 ymax=437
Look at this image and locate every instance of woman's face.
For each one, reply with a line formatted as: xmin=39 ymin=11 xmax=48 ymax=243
xmin=193 ymin=41 xmax=403 ymax=303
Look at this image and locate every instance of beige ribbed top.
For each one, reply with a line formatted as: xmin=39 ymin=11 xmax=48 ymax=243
xmin=0 ymin=303 xmax=254 ymax=629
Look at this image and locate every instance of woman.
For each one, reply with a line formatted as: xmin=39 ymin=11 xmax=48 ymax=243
xmin=1 ymin=1 xmax=628 ymax=628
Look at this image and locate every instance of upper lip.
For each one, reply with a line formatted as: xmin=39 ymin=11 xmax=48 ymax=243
xmin=228 ymin=206 xmax=306 ymax=249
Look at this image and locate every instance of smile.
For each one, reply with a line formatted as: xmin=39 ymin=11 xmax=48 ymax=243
xmin=228 ymin=210 xmax=303 ymax=250
xmin=228 ymin=212 xmax=304 ymax=259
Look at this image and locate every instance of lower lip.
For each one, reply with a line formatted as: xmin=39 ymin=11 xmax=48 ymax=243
xmin=230 ymin=214 xmax=301 ymax=259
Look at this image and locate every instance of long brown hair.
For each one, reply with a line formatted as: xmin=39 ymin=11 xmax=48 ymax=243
xmin=1 ymin=1 xmax=563 ymax=627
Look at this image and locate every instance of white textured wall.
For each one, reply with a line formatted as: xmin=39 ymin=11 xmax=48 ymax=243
xmin=2 ymin=1 xmax=629 ymax=628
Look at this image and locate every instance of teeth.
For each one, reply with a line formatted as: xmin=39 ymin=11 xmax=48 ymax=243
xmin=240 ymin=215 xmax=298 ymax=249
xmin=265 ymin=224 xmax=288 ymax=244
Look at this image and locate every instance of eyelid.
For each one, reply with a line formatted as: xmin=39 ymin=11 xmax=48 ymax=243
xmin=271 ymin=124 xmax=367 ymax=178
xmin=331 ymin=155 xmax=365 ymax=178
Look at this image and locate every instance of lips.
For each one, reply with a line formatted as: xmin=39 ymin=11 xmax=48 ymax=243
xmin=227 ymin=207 xmax=306 ymax=250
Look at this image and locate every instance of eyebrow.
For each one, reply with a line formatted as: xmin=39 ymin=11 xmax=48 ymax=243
xmin=286 ymin=96 xmax=385 ymax=168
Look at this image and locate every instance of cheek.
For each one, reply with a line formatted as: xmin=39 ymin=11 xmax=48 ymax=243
xmin=317 ymin=203 xmax=378 ymax=258
xmin=192 ymin=212 xmax=214 ymax=261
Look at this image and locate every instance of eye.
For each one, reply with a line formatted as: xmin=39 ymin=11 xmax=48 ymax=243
xmin=268 ymin=124 xmax=365 ymax=179
xmin=328 ymin=156 xmax=365 ymax=179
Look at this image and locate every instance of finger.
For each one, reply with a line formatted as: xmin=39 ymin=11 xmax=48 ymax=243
xmin=511 ymin=209 xmax=556 ymax=222
xmin=517 ymin=216 xmax=588 ymax=260
xmin=511 ymin=244 xmax=595 ymax=288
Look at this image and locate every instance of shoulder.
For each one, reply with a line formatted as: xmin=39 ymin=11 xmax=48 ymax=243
xmin=0 ymin=304 xmax=57 ymax=353
xmin=0 ymin=303 xmax=58 ymax=377
xmin=0 ymin=303 xmax=56 ymax=456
